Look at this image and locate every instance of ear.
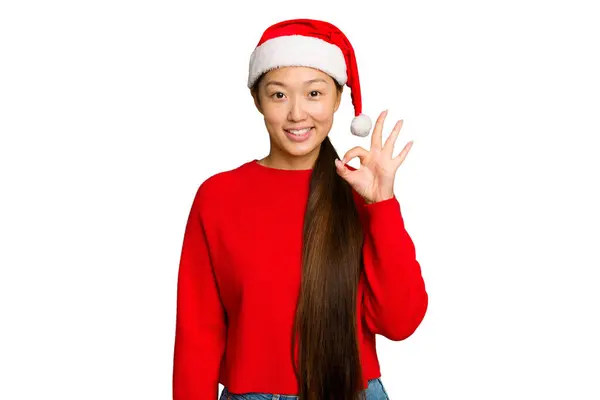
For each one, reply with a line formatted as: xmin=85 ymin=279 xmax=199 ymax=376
xmin=333 ymin=86 xmax=343 ymax=112
xmin=251 ymin=89 xmax=263 ymax=114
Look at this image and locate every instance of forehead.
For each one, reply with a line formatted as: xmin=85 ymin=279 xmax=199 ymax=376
xmin=262 ymin=66 xmax=335 ymax=86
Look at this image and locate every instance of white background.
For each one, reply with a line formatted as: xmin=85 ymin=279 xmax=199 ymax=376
xmin=1 ymin=0 xmax=599 ymax=399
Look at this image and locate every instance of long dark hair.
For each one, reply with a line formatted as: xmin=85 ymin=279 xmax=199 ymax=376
xmin=251 ymin=73 xmax=366 ymax=400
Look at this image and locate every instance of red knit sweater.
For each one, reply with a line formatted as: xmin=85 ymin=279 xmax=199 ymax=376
xmin=172 ymin=159 xmax=428 ymax=399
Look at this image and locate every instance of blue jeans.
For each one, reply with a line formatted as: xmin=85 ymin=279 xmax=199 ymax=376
xmin=220 ymin=377 xmax=390 ymax=399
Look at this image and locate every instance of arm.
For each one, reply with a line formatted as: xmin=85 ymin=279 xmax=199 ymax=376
xmin=173 ymin=186 xmax=226 ymax=399
xmin=359 ymin=195 xmax=428 ymax=341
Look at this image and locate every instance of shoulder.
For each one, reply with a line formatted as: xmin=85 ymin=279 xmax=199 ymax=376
xmin=192 ymin=161 xmax=249 ymax=212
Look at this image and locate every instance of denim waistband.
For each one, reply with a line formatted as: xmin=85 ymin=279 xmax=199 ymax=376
xmin=220 ymin=377 xmax=390 ymax=400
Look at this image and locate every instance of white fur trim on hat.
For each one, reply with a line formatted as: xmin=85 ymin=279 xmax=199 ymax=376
xmin=350 ymin=114 xmax=372 ymax=137
xmin=248 ymin=35 xmax=347 ymax=88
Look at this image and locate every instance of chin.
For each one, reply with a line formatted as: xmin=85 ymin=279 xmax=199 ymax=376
xmin=278 ymin=135 xmax=316 ymax=153
xmin=284 ymin=144 xmax=318 ymax=157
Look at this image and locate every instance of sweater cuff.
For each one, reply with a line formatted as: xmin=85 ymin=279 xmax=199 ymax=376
xmin=362 ymin=195 xmax=405 ymax=227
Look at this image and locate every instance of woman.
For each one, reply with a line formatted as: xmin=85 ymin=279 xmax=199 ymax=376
xmin=172 ymin=19 xmax=428 ymax=400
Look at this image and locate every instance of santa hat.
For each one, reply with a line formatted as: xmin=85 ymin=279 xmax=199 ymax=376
xmin=247 ymin=18 xmax=372 ymax=137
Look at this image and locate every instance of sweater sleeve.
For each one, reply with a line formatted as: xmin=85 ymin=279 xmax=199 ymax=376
xmin=173 ymin=185 xmax=226 ymax=399
xmin=359 ymin=195 xmax=428 ymax=341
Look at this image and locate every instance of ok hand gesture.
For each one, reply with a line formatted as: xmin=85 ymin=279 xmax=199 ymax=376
xmin=335 ymin=110 xmax=413 ymax=204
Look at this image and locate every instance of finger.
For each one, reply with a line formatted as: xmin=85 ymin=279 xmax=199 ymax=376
xmin=393 ymin=140 xmax=413 ymax=169
xmin=341 ymin=146 xmax=371 ymax=165
xmin=383 ymin=119 xmax=403 ymax=158
xmin=335 ymin=158 xmax=355 ymax=183
xmin=371 ymin=109 xmax=388 ymax=151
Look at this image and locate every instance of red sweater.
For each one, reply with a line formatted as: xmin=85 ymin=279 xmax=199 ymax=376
xmin=172 ymin=159 xmax=428 ymax=399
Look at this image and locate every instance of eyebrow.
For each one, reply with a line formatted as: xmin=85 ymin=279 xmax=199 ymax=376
xmin=264 ymin=78 xmax=328 ymax=88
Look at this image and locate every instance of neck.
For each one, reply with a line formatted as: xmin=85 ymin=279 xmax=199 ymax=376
xmin=259 ymin=146 xmax=320 ymax=171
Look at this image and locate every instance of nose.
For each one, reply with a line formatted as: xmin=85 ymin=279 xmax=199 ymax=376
xmin=288 ymin=97 xmax=307 ymax=122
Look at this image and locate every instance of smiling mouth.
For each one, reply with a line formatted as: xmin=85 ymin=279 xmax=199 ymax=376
xmin=285 ymin=127 xmax=313 ymax=136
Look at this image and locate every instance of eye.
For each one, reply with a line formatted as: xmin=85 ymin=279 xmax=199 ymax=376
xmin=271 ymin=92 xmax=285 ymax=99
xmin=309 ymin=90 xmax=322 ymax=97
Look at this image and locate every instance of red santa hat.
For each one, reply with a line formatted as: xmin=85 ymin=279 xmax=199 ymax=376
xmin=247 ymin=18 xmax=372 ymax=137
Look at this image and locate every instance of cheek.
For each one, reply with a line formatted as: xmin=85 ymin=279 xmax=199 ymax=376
xmin=309 ymin=103 xmax=335 ymax=123
xmin=262 ymin=104 xmax=287 ymax=125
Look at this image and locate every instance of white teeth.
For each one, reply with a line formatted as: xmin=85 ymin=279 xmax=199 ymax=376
xmin=288 ymin=128 xmax=311 ymax=135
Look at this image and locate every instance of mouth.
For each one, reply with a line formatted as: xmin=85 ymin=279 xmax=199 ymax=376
xmin=284 ymin=127 xmax=314 ymax=142
xmin=284 ymin=127 xmax=313 ymax=135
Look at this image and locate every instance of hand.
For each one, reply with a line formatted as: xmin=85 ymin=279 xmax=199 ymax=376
xmin=334 ymin=110 xmax=413 ymax=204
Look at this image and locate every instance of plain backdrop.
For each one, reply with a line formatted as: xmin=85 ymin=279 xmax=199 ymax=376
xmin=1 ymin=0 xmax=599 ymax=399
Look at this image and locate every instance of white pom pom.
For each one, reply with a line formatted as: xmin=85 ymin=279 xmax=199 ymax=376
xmin=350 ymin=114 xmax=372 ymax=137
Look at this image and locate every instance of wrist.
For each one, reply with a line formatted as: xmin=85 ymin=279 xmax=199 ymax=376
xmin=365 ymin=194 xmax=395 ymax=204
